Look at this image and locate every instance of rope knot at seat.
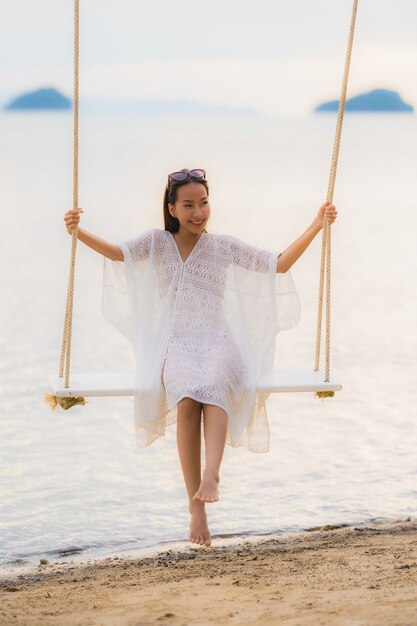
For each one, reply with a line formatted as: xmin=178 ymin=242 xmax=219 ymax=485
xmin=44 ymin=393 xmax=87 ymax=410
xmin=314 ymin=390 xmax=335 ymax=399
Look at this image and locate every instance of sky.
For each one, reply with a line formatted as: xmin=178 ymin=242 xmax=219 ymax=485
xmin=1 ymin=0 xmax=416 ymax=114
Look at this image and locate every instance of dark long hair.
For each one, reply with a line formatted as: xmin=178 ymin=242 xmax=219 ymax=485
xmin=163 ymin=168 xmax=210 ymax=233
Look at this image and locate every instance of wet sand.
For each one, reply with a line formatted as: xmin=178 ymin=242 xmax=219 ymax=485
xmin=1 ymin=518 xmax=416 ymax=626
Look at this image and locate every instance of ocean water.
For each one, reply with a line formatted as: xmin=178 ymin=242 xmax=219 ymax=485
xmin=0 ymin=110 xmax=416 ymax=574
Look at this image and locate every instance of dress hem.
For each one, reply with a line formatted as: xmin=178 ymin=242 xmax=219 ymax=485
xmin=167 ymin=394 xmax=229 ymax=416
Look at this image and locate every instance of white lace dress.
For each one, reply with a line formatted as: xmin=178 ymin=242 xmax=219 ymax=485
xmin=102 ymin=228 xmax=300 ymax=453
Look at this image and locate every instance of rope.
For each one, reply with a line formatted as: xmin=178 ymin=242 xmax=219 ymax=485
xmin=46 ymin=0 xmax=84 ymax=409
xmin=314 ymin=0 xmax=359 ymax=398
xmin=60 ymin=0 xmax=80 ymax=388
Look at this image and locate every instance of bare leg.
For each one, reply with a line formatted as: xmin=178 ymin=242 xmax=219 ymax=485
xmin=193 ymin=404 xmax=228 ymax=503
xmin=176 ymin=397 xmax=211 ymax=547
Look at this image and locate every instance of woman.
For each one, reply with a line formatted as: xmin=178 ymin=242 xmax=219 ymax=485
xmin=64 ymin=168 xmax=338 ymax=547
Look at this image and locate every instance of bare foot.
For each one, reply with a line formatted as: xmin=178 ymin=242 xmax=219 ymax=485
xmin=188 ymin=504 xmax=211 ymax=547
xmin=192 ymin=474 xmax=219 ymax=503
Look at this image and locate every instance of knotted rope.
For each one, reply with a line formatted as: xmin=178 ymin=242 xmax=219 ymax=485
xmin=314 ymin=0 xmax=359 ymax=398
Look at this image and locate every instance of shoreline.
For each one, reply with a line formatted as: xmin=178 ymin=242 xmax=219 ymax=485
xmin=1 ymin=514 xmax=408 ymax=581
xmin=1 ymin=517 xmax=416 ymax=625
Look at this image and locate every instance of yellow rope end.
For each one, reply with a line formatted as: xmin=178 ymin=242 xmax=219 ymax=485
xmin=314 ymin=390 xmax=335 ymax=399
xmin=44 ymin=393 xmax=59 ymax=410
xmin=44 ymin=393 xmax=87 ymax=410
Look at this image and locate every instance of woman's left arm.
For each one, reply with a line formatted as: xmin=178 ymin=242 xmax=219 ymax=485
xmin=277 ymin=201 xmax=338 ymax=273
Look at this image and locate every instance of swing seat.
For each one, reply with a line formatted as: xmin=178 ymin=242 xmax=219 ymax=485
xmin=48 ymin=368 xmax=342 ymax=398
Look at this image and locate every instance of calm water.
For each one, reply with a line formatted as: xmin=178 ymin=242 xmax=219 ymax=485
xmin=0 ymin=111 xmax=416 ymax=574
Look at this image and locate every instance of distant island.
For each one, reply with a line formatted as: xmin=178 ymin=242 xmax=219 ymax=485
xmin=5 ymin=87 xmax=71 ymax=111
xmin=315 ymin=89 xmax=414 ymax=113
xmin=3 ymin=87 xmax=258 ymax=115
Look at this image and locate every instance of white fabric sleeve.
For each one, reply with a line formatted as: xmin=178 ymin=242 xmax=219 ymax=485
xmin=221 ymin=233 xmax=300 ymax=332
xmin=101 ymin=229 xmax=156 ymax=343
xmin=226 ymin=235 xmax=275 ymax=273
xmin=115 ymin=228 xmax=155 ymax=262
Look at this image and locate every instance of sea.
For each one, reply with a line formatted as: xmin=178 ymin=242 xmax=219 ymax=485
xmin=0 ymin=109 xmax=416 ymax=575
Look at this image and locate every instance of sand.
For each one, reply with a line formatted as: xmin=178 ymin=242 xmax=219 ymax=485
xmin=1 ymin=518 xmax=416 ymax=626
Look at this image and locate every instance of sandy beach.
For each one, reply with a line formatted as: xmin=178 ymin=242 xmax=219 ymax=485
xmin=1 ymin=517 xmax=416 ymax=626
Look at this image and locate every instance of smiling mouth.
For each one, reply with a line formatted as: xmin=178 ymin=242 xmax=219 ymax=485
xmin=191 ymin=220 xmax=205 ymax=224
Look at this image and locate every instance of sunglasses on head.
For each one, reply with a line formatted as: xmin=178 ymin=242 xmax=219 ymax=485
xmin=168 ymin=168 xmax=206 ymax=183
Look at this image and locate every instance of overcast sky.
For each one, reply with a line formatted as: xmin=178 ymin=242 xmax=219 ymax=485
xmin=1 ymin=0 xmax=416 ymax=113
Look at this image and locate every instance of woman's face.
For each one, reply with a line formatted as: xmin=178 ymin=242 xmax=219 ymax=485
xmin=168 ymin=182 xmax=210 ymax=234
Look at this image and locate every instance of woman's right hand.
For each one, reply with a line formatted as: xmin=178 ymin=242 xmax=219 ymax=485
xmin=64 ymin=208 xmax=84 ymax=235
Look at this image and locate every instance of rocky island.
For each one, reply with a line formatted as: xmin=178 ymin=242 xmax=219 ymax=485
xmin=315 ymin=89 xmax=414 ymax=113
xmin=5 ymin=87 xmax=71 ymax=111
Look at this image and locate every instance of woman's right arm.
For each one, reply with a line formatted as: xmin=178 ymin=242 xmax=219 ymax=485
xmin=64 ymin=208 xmax=124 ymax=261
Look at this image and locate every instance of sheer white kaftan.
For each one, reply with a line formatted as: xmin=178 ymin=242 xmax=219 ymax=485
xmin=102 ymin=228 xmax=300 ymax=453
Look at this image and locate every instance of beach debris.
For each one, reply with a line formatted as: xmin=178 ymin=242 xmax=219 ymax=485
xmin=306 ymin=523 xmax=348 ymax=532
xmin=5 ymin=558 xmax=27 ymax=566
xmin=39 ymin=559 xmax=49 ymax=565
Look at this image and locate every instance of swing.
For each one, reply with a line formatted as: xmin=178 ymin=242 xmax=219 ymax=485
xmin=46 ymin=0 xmax=360 ymax=409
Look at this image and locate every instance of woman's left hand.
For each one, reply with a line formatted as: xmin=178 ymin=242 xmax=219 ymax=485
xmin=314 ymin=201 xmax=338 ymax=230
